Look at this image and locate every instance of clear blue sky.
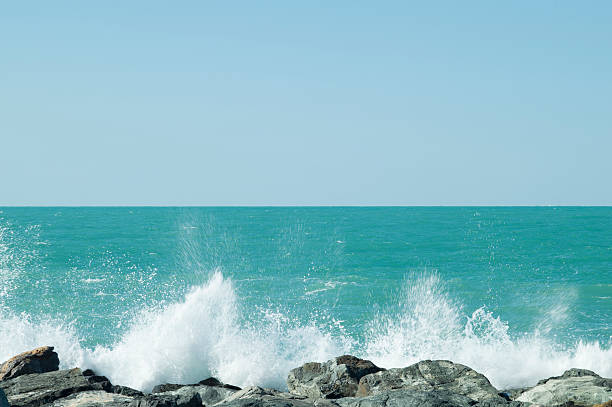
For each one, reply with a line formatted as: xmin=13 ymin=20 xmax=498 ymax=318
xmin=1 ymin=2 xmax=611 ymax=205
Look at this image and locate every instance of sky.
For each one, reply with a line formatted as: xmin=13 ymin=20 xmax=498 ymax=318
xmin=1 ymin=2 xmax=611 ymax=205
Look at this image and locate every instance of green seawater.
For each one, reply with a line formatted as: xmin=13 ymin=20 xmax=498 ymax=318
xmin=0 ymin=207 xmax=611 ymax=391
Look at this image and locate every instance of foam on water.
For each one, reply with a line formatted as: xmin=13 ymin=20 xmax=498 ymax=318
xmin=1 ymin=271 xmax=611 ymax=393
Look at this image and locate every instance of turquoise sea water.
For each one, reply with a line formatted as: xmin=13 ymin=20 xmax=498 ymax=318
xmin=0 ymin=207 xmax=611 ymax=391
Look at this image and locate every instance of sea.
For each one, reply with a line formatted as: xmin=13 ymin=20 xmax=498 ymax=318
xmin=0 ymin=207 xmax=610 ymax=392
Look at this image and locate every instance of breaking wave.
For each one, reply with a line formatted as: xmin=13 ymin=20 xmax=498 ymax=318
xmin=1 ymin=271 xmax=611 ymax=392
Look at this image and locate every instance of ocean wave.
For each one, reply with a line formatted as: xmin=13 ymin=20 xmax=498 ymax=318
xmin=1 ymin=271 xmax=610 ymax=393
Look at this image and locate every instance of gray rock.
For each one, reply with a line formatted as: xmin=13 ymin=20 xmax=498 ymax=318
xmin=220 ymin=386 xmax=308 ymax=403
xmin=160 ymin=384 xmax=237 ymax=406
xmin=0 ymin=368 xmax=94 ymax=407
xmin=112 ymin=385 xmax=145 ymax=398
xmin=0 ymin=388 xmax=8 ymax=407
xmin=217 ymin=400 xmax=313 ymax=407
xmin=0 ymin=346 xmax=60 ymax=381
xmin=287 ymin=356 xmax=384 ymax=399
xmin=129 ymin=391 xmax=202 ymax=407
xmin=44 ymin=390 xmax=135 ymax=407
xmin=516 ymin=368 xmax=612 ymax=406
xmin=357 ymin=360 xmax=502 ymax=402
xmin=325 ymin=389 xmax=478 ymax=407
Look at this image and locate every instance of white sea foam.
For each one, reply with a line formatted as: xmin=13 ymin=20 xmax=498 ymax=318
xmin=0 ymin=271 xmax=611 ymax=393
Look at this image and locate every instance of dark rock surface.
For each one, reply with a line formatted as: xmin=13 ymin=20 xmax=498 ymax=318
xmin=113 ymin=385 xmax=145 ymax=397
xmin=0 ymin=368 xmax=94 ymax=407
xmin=357 ymin=360 xmax=502 ymax=402
xmin=287 ymin=356 xmax=384 ymax=399
xmin=0 ymin=346 xmax=60 ymax=381
xmin=128 ymin=391 xmax=201 ymax=407
xmin=0 ymin=388 xmax=8 ymax=407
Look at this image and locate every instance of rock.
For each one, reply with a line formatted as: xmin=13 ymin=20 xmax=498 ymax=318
xmin=221 ymin=386 xmax=308 ymax=403
xmin=321 ymin=389 xmax=527 ymax=407
xmin=112 ymin=385 xmax=145 ymax=397
xmin=152 ymin=384 xmax=186 ymax=394
xmin=128 ymin=391 xmax=202 ymax=407
xmin=287 ymin=355 xmax=384 ymax=399
xmin=0 ymin=346 xmax=60 ymax=381
xmin=324 ymin=389 xmax=481 ymax=407
xmin=0 ymin=388 xmax=8 ymax=407
xmin=516 ymin=368 xmax=612 ymax=406
xmin=44 ymin=390 xmax=135 ymax=407
xmin=357 ymin=360 xmax=502 ymax=402
xmin=0 ymin=368 xmax=95 ymax=407
xmin=160 ymin=384 xmax=237 ymax=406
xmin=151 ymin=377 xmax=239 ymax=406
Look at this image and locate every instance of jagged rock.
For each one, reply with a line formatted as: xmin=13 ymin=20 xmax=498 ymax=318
xmin=221 ymin=386 xmax=308 ymax=402
xmin=0 ymin=388 xmax=8 ymax=407
xmin=320 ymin=389 xmax=480 ymax=407
xmin=0 ymin=346 xmax=60 ymax=381
xmin=128 ymin=391 xmax=202 ymax=407
xmin=159 ymin=384 xmax=238 ymax=406
xmin=319 ymin=389 xmax=527 ymax=407
xmin=0 ymin=368 xmax=95 ymax=407
xmin=112 ymin=385 xmax=145 ymax=397
xmin=150 ymin=377 xmax=239 ymax=406
xmin=287 ymin=355 xmax=384 ymax=399
xmin=44 ymin=390 xmax=135 ymax=407
xmin=357 ymin=360 xmax=502 ymax=402
xmin=516 ymin=368 xmax=612 ymax=406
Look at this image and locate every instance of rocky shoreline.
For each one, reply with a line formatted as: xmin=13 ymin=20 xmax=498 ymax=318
xmin=1 ymin=347 xmax=610 ymax=407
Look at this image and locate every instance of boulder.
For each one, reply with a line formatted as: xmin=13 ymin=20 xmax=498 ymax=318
xmin=216 ymin=386 xmax=313 ymax=407
xmin=323 ymin=389 xmax=485 ymax=407
xmin=128 ymin=391 xmax=201 ymax=407
xmin=44 ymin=390 xmax=135 ymax=407
xmin=356 ymin=360 xmax=502 ymax=402
xmin=0 ymin=346 xmax=60 ymax=381
xmin=319 ymin=389 xmax=526 ymax=407
xmin=0 ymin=388 xmax=8 ymax=407
xmin=516 ymin=368 xmax=612 ymax=406
xmin=112 ymin=385 xmax=145 ymax=398
xmin=160 ymin=384 xmax=238 ymax=406
xmin=287 ymin=355 xmax=384 ymax=399
xmin=0 ymin=368 xmax=94 ymax=407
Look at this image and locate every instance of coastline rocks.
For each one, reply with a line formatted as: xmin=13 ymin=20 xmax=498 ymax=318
xmin=516 ymin=368 xmax=612 ymax=406
xmin=129 ymin=391 xmax=202 ymax=407
xmin=323 ymin=389 xmax=482 ymax=407
xmin=0 ymin=368 xmax=94 ymax=407
xmin=0 ymin=346 xmax=60 ymax=381
xmin=217 ymin=386 xmax=312 ymax=407
xmin=151 ymin=377 xmax=240 ymax=406
xmin=287 ymin=356 xmax=384 ymax=399
xmin=0 ymin=389 xmax=7 ymax=407
xmin=357 ymin=360 xmax=502 ymax=402
xmin=45 ymin=390 xmax=135 ymax=407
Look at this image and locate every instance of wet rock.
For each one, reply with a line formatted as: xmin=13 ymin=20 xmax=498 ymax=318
xmin=217 ymin=387 xmax=313 ymax=407
xmin=323 ymin=389 xmax=477 ymax=407
xmin=287 ymin=355 xmax=384 ymax=399
xmin=0 ymin=388 xmax=8 ymax=407
xmin=159 ymin=384 xmax=237 ymax=406
xmin=128 ymin=391 xmax=201 ymax=407
xmin=0 ymin=368 xmax=94 ymax=407
xmin=112 ymin=385 xmax=145 ymax=397
xmin=516 ymin=368 xmax=612 ymax=406
xmin=357 ymin=360 xmax=502 ymax=402
xmin=44 ymin=390 xmax=135 ymax=407
xmin=0 ymin=346 xmax=60 ymax=381
xmin=221 ymin=386 xmax=308 ymax=403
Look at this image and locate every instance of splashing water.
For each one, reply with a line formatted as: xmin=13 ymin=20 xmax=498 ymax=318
xmin=1 ymin=270 xmax=610 ymax=392
xmin=363 ymin=273 xmax=612 ymax=389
